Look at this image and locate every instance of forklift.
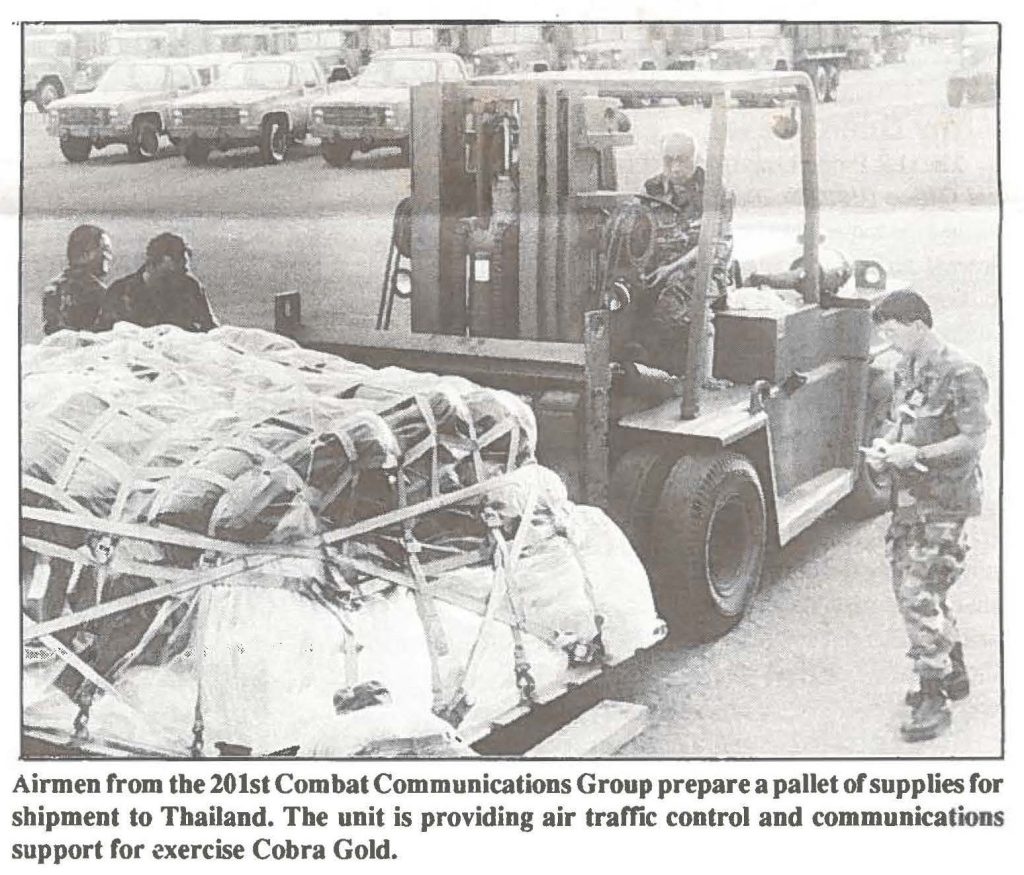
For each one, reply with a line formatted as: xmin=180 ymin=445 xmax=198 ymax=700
xmin=275 ymin=69 xmax=899 ymax=640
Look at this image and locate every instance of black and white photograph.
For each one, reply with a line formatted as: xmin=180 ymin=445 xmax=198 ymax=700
xmin=16 ymin=17 xmax=1001 ymax=763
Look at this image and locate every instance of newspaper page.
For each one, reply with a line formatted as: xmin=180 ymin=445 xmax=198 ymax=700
xmin=4 ymin=0 xmax=1019 ymax=871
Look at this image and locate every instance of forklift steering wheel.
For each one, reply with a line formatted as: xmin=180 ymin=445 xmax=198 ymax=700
xmin=634 ymin=193 xmax=683 ymax=214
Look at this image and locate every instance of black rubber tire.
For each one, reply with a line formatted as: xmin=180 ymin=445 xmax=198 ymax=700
xmin=813 ymin=64 xmax=829 ymax=102
xmin=652 ymin=451 xmax=767 ymax=640
xmin=823 ymin=65 xmax=839 ymax=103
xmin=59 ymin=137 xmax=92 ymax=163
xmin=259 ymin=117 xmax=289 ymax=165
xmin=35 ymin=80 xmax=63 ymax=112
xmin=128 ymin=118 xmax=160 ymax=162
xmin=322 ymin=140 xmax=354 ymax=167
xmin=947 ymin=79 xmax=965 ymax=108
xmin=608 ymin=445 xmax=678 ymax=560
xmin=183 ymin=139 xmax=211 ymax=165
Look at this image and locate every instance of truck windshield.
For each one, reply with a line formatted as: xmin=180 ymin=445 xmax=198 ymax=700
xmin=25 ymin=37 xmax=71 ymax=59
xmin=720 ymin=24 xmax=781 ymax=41
xmin=490 ymin=25 xmax=543 ymax=45
xmin=218 ymin=62 xmax=294 ymax=89
xmin=357 ymin=58 xmax=437 ymax=87
xmin=389 ymin=29 xmax=434 ymax=48
xmin=109 ymin=36 xmax=166 ymax=56
xmin=96 ymin=63 xmax=169 ymax=92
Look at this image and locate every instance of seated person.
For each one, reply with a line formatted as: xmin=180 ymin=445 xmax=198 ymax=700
xmin=97 ymin=233 xmax=218 ymax=333
xmin=623 ymin=131 xmax=735 ymax=385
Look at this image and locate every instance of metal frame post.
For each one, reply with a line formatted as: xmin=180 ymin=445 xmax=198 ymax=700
xmin=680 ymin=91 xmax=728 ymax=420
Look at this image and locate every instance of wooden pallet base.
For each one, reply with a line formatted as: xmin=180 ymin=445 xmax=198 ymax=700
xmin=524 ymin=700 xmax=648 ymax=758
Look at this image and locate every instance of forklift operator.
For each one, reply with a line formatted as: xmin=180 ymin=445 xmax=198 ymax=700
xmin=626 ymin=130 xmax=734 ymax=381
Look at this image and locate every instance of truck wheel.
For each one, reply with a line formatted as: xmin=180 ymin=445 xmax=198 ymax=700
xmin=608 ymin=445 xmax=678 ymax=559
xmin=183 ymin=139 xmax=211 ymax=165
xmin=947 ymin=79 xmax=965 ymax=108
xmin=813 ymin=65 xmax=829 ymax=102
xmin=259 ymin=117 xmax=289 ymax=165
xmin=34 ymin=80 xmax=63 ymax=112
xmin=652 ymin=451 xmax=767 ymax=640
xmin=322 ymin=140 xmax=354 ymax=167
xmin=128 ymin=119 xmax=160 ymax=162
xmin=59 ymin=137 xmax=92 ymax=163
xmin=823 ymin=65 xmax=839 ymax=102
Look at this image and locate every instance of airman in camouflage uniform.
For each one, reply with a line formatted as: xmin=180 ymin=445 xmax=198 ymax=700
xmin=634 ymin=131 xmax=733 ymax=381
xmin=41 ymin=225 xmax=113 ymax=335
xmin=869 ymin=290 xmax=989 ymax=743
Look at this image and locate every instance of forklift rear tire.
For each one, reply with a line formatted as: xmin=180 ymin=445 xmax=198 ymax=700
xmin=653 ymin=451 xmax=767 ymax=640
xmin=608 ymin=445 xmax=678 ymax=560
xmin=323 ymin=140 xmax=354 ymax=167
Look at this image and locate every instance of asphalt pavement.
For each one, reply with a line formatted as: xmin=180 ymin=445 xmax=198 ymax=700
xmin=19 ymin=42 xmax=1001 ymax=757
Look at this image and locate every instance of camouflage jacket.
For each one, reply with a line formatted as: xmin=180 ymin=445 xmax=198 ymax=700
xmin=891 ymin=339 xmax=989 ymax=517
xmin=41 ymin=268 xmax=107 ymax=335
xmin=97 ymin=267 xmax=218 ymax=333
xmin=643 ymin=169 xmax=734 ymax=272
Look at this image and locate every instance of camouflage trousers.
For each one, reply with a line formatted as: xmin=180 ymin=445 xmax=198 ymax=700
xmin=886 ymin=511 xmax=969 ymax=679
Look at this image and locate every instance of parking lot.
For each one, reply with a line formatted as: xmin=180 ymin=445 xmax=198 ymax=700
xmin=19 ymin=40 xmax=1001 ymax=756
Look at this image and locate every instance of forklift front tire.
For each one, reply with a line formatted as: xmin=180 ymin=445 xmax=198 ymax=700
xmin=653 ymin=451 xmax=767 ymax=641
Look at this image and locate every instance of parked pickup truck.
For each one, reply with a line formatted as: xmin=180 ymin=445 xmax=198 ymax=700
xmin=46 ymin=59 xmax=203 ymax=163
xmin=169 ymin=54 xmax=329 ymax=165
xmin=311 ymin=50 xmax=468 ymax=166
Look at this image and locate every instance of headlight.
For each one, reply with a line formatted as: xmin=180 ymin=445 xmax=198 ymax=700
xmin=612 ymin=50 xmax=623 ymax=61
xmin=108 ymin=108 xmax=119 ymax=121
xmin=172 ymin=109 xmax=182 ymax=124
xmin=312 ymin=107 xmax=324 ymax=122
xmin=578 ymin=52 xmax=588 ymax=63
xmin=710 ymin=51 xmax=719 ymax=61
xmin=238 ymin=109 xmax=249 ymax=124
xmin=383 ymin=106 xmax=395 ymax=122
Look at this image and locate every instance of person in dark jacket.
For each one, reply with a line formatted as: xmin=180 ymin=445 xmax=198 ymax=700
xmin=41 ymin=225 xmax=113 ymax=335
xmin=98 ymin=233 xmax=218 ymax=332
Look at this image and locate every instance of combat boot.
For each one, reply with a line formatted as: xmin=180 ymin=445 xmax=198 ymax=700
xmin=900 ymin=678 xmax=951 ymax=743
xmin=905 ymin=643 xmax=970 ymax=706
xmin=944 ymin=642 xmax=970 ymax=701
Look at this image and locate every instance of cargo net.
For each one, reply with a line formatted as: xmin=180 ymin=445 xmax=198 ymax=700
xmin=22 ymin=324 xmax=665 ymax=757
